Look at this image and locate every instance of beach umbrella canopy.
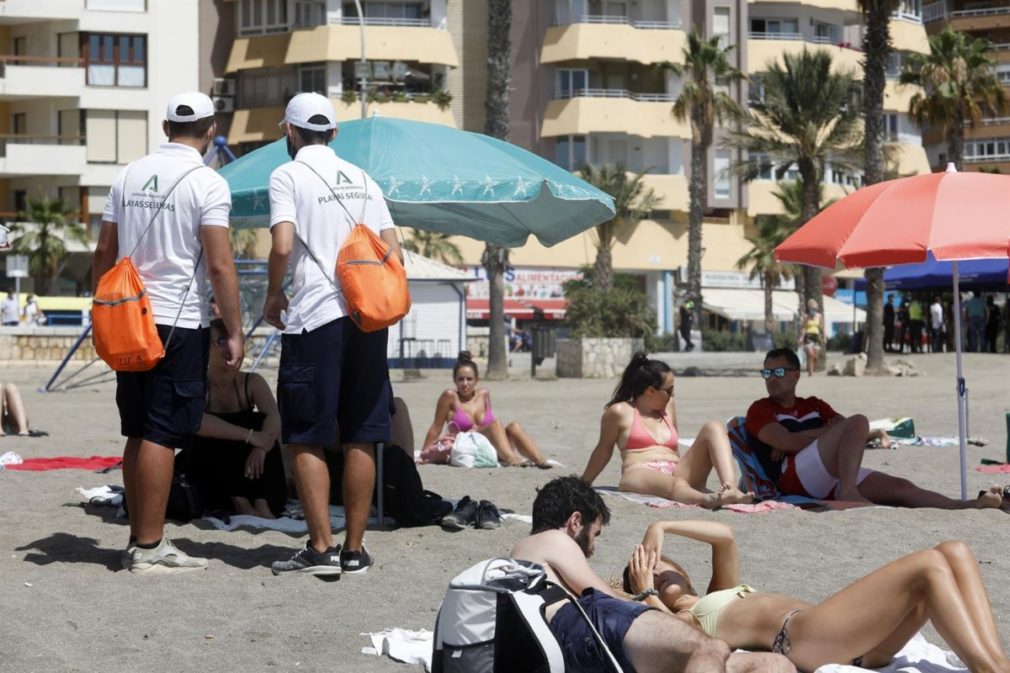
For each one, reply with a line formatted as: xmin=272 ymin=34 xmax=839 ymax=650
xmin=219 ymin=117 xmax=616 ymax=248
xmin=776 ymin=165 xmax=1010 ymax=500
xmin=852 ymin=252 xmax=1009 ymax=291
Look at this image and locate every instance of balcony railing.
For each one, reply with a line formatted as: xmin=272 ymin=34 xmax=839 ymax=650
xmin=923 ymin=2 xmax=1010 ymax=22
xmin=0 ymin=134 xmax=85 ymax=156
xmin=923 ymin=1 xmax=946 ymax=22
xmin=749 ymin=31 xmax=861 ymax=50
xmin=555 ymin=88 xmax=677 ymax=102
xmin=981 ymin=116 xmax=1010 ymax=125
xmin=553 ymin=14 xmax=682 ymax=29
xmin=891 ymin=10 xmax=923 ymax=22
xmin=0 ymin=54 xmax=84 ymax=76
xmin=966 ymin=153 xmax=1010 ymax=162
xmin=335 ymin=17 xmax=432 ymax=27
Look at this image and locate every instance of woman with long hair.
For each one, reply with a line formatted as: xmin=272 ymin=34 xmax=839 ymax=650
xmin=580 ymin=352 xmax=752 ymax=508
xmin=799 ymin=299 xmax=824 ymax=377
xmin=623 ymin=520 xmax=1010 ymax=673
xmin=420 ymin=351 xmax=552 ymax=467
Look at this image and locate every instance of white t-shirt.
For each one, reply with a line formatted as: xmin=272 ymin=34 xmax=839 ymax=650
xmin=23 ymin=300 xmax=40 ymax=324
xmin=1 ymin=296 xmax=18 ymax=323
xmin=930 ymin=301 xmax=943 ymax=329
xmin=103 ymin=143 xmax=231 ymax=329
xmin=268 ymin=144 xmax=394 ymax=334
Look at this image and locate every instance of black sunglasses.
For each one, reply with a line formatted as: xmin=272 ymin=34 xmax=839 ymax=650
xmin=760 ymin=367 xmax=798 ymax=379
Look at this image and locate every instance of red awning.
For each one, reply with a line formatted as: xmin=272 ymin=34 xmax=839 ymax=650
xmin=466 ymin=298 xmax=567 ymax=320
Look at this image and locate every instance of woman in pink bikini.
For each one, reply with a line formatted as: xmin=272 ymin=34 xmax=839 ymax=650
xmin=581 ymin=352 xmax=752 ymax=507
xmin=421 ymin=351 xmax=552 ymax=467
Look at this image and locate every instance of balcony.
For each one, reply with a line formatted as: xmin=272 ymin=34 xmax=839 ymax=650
xmin=640 ymin=173 xmax=688 ymax=212
xmin=748 ymin=0 xmax=859 ymax=12
xmin=0 ymin=55 xmax=85 ymax=99
xmin=0 ymin=135 xmax=86 ymax=176
xmin=891 ymin=142 xmax=931 ymax=174
xmin=542 ymin=91 xmax=690 ymax=139
xmin=748 ymin=33 xmax=865 ymax=73
xmin=0 ymin=0 xmax=83 ymax=21
xmin=924 ymin=2 xmax=1010 ymax=29
xmin=226 ymin=23 xmax=459 ymax=73
xmin=884 ymin=79 xmax=917 ymax=112
xmin=889 ymin=17 xmax=930 ymax=53
xmin=541 ymin=19 xmax=686 ymax=65
xmin=747 ymin=180 xmax=853 ymax=217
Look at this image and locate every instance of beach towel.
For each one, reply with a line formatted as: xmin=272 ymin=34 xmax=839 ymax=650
xmin=362 ymin=629 xmax=964 ymax=673
xmin=596 ymin=487 xmax=801 ymax=513
xmin=976 ymin=464 xmax=1010 ymax=474
xmin=6 ymin=456 xmax=122 ymax=472
xmin=726 ymin=418 xmax=820 ymax=506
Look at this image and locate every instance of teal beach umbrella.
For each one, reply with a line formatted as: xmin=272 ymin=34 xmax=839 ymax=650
xmin=220 ymin=117 xmax=616 ymax=248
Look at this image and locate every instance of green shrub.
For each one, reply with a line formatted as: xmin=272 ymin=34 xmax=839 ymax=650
xmin=773 ymin=331 xmax=797 ymax=350
xmin=564 ymin=284 xmax=656 ymax=339
xmin=340 ymin=90 xmax=358 ymax=104
xmin=701 ymin=328 xmax=749 ymax=352
xmin=644 ymin=333 xmax=679 ymax=352
xmin=432 ymin=89 xmax=453 ymax=110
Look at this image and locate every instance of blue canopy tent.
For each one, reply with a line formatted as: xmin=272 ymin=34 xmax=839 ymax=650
xmin=854 ymin=253 xmax=1010 ymax=291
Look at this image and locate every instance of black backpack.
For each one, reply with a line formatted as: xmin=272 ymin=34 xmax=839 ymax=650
xmin=376 ymin=445 xmax=452 ymax=526
xmin=328 ymin=444 xmax=452 ymax=527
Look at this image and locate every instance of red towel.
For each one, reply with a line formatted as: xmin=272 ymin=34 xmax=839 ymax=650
xmin=6 ymin=456 xmax=122 ymax=471
xmin=976 ymin=464 xmax=1010 ymax=474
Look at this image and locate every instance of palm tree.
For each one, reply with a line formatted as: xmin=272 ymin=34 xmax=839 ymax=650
xmin=403 ymin=229 xmax=464 ymax=266
xmin=578 ymin=164 xmax=660 ymax=289
xmin=736 ymin=185 xmax=798 ymax=333
xmin=727 ymin=49 xmax=862 ymax=315
xmin=9 ymin=191 xmax=84 ymax=295
xmin=901 ymin=25 xmax=1008 ymax=170
xmin=858 ymin=0 xmax=901 ymax=373
xmin=661 ymin=31 xmax=744 ymax=328
xmin=482 ymin=0 xmax=511 ymax=379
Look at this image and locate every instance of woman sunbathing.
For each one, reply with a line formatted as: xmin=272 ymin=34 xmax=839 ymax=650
xmin=420 ymin=351 xmax=551 ymax=467
xmin=623 ymin=520 xmax=1010 ymax=673
xmin=581 ymin=352 xmax=753 ymax=508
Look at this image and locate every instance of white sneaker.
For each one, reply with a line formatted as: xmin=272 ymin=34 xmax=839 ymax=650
xmin=129 ymin=538 xmax=207 ymax=575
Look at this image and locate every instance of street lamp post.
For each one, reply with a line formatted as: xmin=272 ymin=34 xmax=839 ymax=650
xmin=353 ymin=0 xmax=367 ymax=119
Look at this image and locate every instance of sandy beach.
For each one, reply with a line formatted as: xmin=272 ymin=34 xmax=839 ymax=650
xmin=1 ymin=351 xmax=1009 ymax=673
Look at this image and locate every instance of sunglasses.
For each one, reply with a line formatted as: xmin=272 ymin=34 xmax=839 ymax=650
xmin=760 ymin=367 xmax=798 ymax=379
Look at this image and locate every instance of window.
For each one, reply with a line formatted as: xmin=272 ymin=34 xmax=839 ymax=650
xmin=885 ymin=113 xmax=899 ymax=140
xmin=813 ymin=21 xmax=839 ymax=43
xmin=750 ymin=18 xmax=799 ymax=36
xmin=13 ymin=190 xmax=26 ymax=214
xmin=295 ymin=0 xmax=327 ymax=28
xmin=84 ymin=33 xmax=146 ymax=87
xmin=11 ymin=113 xmax=26 ymax=136
xmin=714 ymin=150 xmax=731 ymax=199
xmin=299 ymin=64 xmax=327 ymax=95
xmin=554 ymin=135 xmax=587 ymax=171
xmin=239 ymin=0 xmax=289 ymax=36
xmin=86 ymin=110 xmax=147 ymax=164
xmin=555 ymin=69 xmax=588 ymax=98
xmin=965 ymin=138 xmax=1010 ymax=161
xmin=748 ymin=75 xmax=766 ymax=105
xmin=713 ymin=8 xmax=731 ymax=47
xmin=894 ymin=0 xmax=921 ymax=20
xmin=240 ymin=67 xmax=297 ymax=107
xmin=751 ymin=152 xmax=773 ymax=180
xmin=344 ymin=2 xmax=424 ymax=22
xmin=997 ymin=64 xmax=1010 ymax=85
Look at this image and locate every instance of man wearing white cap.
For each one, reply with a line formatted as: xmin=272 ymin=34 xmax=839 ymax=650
xmin=93 ymin=92 xmax=243 ymax=574
xmin=265 ymin=92 xmax=402 ymax=576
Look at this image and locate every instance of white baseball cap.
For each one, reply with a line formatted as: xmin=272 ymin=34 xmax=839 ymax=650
xmin=284 ymin=92 xmax=337 ymax=131
xmin=166 ymin=92 xmax=216 ymax=122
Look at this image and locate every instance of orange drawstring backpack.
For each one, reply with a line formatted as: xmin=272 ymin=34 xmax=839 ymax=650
xmin=92 ymin=166 xmax=204 ymax=371
xmin=297 ymin=162 xmax=410 ymax=332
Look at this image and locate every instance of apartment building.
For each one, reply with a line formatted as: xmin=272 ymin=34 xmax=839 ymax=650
xmin=0 ymin=0 xmax=200 ymax=293
xmin=447 ymin=0 xmax=933 ymax=332
xmin=924 ymin=0 xmax=1010 ymax=171
xmin=215 ymin=0 xmax=460 ymax=154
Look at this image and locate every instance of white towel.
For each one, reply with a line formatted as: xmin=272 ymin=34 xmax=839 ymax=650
xmin=0 ymin=450 xmax=23 ymax=466
xmin=75 ymin=485 xmax=124 ymax=506
xmin=362 ymin=629 xmax=963 ymax=673
xmin=362 ymin=628 xmax=433 ymax=672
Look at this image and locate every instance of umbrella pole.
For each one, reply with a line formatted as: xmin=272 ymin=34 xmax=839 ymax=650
xmin=953 ymin=261 xmax=968 ymax=501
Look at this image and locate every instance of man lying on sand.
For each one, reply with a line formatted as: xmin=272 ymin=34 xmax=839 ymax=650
xmin=510 ymin=476 xmax=795 ymax=673
xmin=746 ymin=348 xmax=1006 ymax=509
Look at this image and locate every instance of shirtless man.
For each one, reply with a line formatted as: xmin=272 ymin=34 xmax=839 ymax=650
xmin=511 ymin=476 xmax=796 ymax=673
xmin=747 ymin=348 xmax=1005 ymax=509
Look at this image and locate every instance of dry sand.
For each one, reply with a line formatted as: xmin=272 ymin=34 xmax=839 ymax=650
xmin=1 ymin=352 xmax=1009 ymax=673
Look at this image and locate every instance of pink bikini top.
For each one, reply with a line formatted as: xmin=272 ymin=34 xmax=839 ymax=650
xmin=623 ymin=407 xmax=679 ymax=453
xmin=449 ymin=391 xmax=496 ymax=433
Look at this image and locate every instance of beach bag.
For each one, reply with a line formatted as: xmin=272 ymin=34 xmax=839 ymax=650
xmin=92 ymin=257 xmax=163 ymax=371
xmin=297 ymin=161 xmax=410 ymax=332
xmin=432 ymin=558 xmax=622 ymax=673
xmin=92 ymin=165 xmax=205 ymax=372
xmin=450 ymin=431 xmax=499 ymax=469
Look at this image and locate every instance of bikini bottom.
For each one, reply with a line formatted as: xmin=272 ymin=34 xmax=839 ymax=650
xmin=771 ymin=609 xmax=863 ymax=667
xmin=624 ymin=460 xmax=677 ymax=476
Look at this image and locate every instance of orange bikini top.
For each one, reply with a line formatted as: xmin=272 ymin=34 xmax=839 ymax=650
xmin=623 ymin=407 xmax=679 ymax=453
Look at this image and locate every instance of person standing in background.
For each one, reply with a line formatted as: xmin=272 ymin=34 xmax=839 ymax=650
xmin=964 ymin=292 xmax=987 ymax=353
xmin=929 ymin=295 xmax=944 ymax=353
xmin=883 ymin=295 xmax=895 ymax=352
xmin=22 ymin=294 xmax=44 ymax=326
xmin=907 ymin=296 xmax=924 ymax=354
xmin=985 ymin=296 xmax=1000 ymax=354
xmin=679 ymin=300 xmax=695 ymax=352
xmin=1 ymin=291 xmax=18 ymax=326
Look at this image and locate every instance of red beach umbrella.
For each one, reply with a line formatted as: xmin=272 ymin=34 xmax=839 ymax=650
xmin=775 ymin=164 xmax=1010 ymax=500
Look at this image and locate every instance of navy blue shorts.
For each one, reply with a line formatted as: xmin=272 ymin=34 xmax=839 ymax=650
xmin=549 ymin=588 xmax=652 ymax=673
xmin=116 ymin=324 xmax=209 ymax=450
xmin=277 ymin=317 xmax=391 ymax=446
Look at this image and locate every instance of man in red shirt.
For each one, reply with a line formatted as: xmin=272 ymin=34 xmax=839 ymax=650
xmin=746 ymin=348 xmax=1005 ymax=509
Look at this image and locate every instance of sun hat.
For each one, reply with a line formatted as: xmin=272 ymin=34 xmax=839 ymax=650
xmin=166 ymin=92 xmax=215 ymax=122
xmin=283 ymin=92 xmax=337 ymax=131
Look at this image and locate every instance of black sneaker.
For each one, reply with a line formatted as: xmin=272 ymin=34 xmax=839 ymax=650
xmin=339 ymin=546 xmax=373 ymax=574
xmin=476 ymin=500 xmax=502 ymax=530
xmin=271 ymin=543 xmax=342 ymax=576
xmin=441 ymin=496 xmax=479 ymax=530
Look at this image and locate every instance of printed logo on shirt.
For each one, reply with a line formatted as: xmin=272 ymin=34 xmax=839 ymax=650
xmin=335 ymin=170 xmax=354 ymax=186
xmin=126 ymin=174 xmax=176 ymax=212
xmin=141 ymin=175 xmax=159 ymax=192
